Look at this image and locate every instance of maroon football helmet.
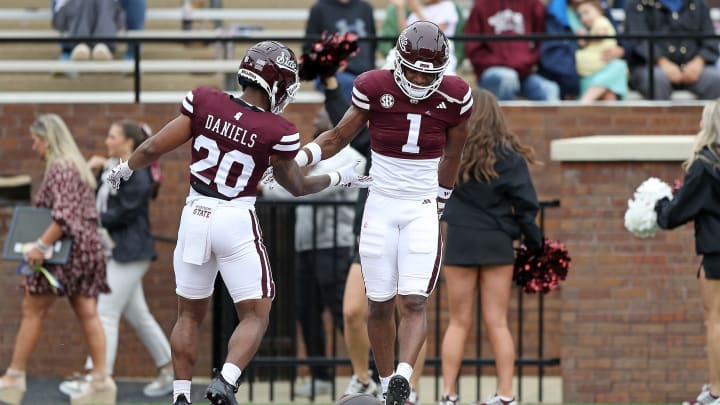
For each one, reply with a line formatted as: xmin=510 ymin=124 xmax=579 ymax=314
xmin=393 ymin=21 xmax=450 ymax=100
xmin=238 ymin=41 xmax=300 ymax=114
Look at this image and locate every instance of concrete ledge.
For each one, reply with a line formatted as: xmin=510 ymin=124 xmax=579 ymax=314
xmin=0 ymin=90 xmax=324 ymax=104
xmin=550 ymin=135 xmax=695 ymax=162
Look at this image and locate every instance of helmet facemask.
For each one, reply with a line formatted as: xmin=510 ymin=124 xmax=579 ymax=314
xmin=393 ymin=56 xmax=447 ymax=100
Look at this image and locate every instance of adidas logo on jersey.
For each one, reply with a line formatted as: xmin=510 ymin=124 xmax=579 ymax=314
xmin=422 ymin=199 xmax=432 ymax=204
xmin=436 ymin=102 xmax=447 ymax=109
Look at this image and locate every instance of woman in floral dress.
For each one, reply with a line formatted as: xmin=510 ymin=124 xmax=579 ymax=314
xmin=0 ymin=114 xmax=116 ymax=405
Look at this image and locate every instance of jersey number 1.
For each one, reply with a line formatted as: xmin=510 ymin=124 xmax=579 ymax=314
xmin=401 ymin=113 xmax=422 ymax=154
xmin=189 ymin=134 xmax=256 ymax=198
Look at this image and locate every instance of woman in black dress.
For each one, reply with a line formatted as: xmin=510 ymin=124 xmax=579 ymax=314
xmin=439 ymin=89 xmax=542 ymax=405
xmin=655 ymin=100 xmax=720 ymax=404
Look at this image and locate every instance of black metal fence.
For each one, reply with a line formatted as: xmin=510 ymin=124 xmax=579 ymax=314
xmin=210 ymin=198 xmax=561 ymax=403
xmin=1 ymin=32 xmax=717 ymax=101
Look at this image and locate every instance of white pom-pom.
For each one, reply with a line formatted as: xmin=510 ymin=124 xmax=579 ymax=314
xmin=624 ymin=177 xmax=673 ymax=238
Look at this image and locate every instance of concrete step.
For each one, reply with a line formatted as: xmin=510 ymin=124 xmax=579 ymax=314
xmin=0 ymin=72 xmax=320 ymax=92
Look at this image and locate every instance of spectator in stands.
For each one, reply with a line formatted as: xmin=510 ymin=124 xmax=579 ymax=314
xmin=624 ymin=0 xmax=720 ymax=100
xmin=573 ymin=0 xmax=628 ymax=101
xmin=57 ymin=120 xmax=173 ymax=400
xmin=303 ymin=0 xmax=377 ymax=102
xmin=539 ymin=0 xmax=625 ymax=99
xmin=0 ymin=114 xmax=116 ymax=405
xmin=439 ymin=89 xmax=542 ymax=405
xmin=52 ymin=0 xmax=125 ymax=61
xmin=464 ymin=0 xmax=560 ymax=101
xmin=655 ymin=100 xmax=720 ymax=405
xmin=261 ymin=107 xmax=366 ymax=398
xmin=381 ymin=0 xmax=461 ymax=74
xmin=120 ymin=0 xmax=147 ymax=60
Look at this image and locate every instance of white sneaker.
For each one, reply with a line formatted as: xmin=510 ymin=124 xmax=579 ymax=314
xmin=91 ymin=43 xmax=113 ymax=61
xmin=70 ymin=43 xmax=90 ymax=61
xmin=406 ymin=389 xmax=420 ymax=405
xmin=683 ymin=384 xmax=720 ymax=405
xmin=439 ymin=395 xmax=459 ymax=405
xmin=142 ymin=368 xmax=174 ymax=397
xmin=59 ymin=372 xmax=91 ymax=396
xmin=294 ymin=379 xmax=332 ymax=398
xmin=478 ymin=393 xmax=517 ymax=405
xmin=344 ymin=374 xmax=380 ymax=398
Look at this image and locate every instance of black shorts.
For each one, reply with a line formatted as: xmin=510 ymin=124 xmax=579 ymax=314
xmin=702 ymin=254 xmax=720 ymax=279
xmin=443 ymin=225 xmax=515 ymax=266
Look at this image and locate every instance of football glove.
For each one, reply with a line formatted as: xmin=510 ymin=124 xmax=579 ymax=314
xmin=107 ymin=160 xmax=133 ymax=190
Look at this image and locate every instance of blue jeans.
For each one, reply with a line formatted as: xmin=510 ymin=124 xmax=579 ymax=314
xmin=479 ymin=66 xmax=560 ymax=101
xmin=120 ymin=0 xmax=146 ymax=59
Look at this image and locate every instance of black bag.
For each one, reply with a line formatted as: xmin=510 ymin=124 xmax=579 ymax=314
xmin=2 ymin=206 xmax=72 ymax=265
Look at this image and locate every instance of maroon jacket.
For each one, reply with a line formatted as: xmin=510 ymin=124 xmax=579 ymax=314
xmin=464 ymin=0 xmax=546 ymax=80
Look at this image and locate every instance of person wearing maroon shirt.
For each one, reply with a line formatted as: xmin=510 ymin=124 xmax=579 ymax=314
xmin=464 ymin=0 xmax=560 ymax=101
xmin=291 ymin=21 xmax=473 ymax=405
xmin=107 ymin=41 xmax=370 ymax=405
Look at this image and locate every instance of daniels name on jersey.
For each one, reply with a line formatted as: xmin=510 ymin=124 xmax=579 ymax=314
xmin=350 ymin=70 xmax=473 ymax=199
xmin=181 ymin=86 xmax=300 ymax=200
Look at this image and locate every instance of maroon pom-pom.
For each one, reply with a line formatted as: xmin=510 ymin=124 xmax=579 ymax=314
xmin=299 ymin=31 xmax=359 ymax=81
xmin=513 ymin=239 xmax=571 ymax=294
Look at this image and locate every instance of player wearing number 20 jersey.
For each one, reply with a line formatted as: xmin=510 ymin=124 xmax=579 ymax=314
xmin=180 ymin=86 xmax=300 ymax=201
xmin=109 ymin=41 xmax=372 ymax=405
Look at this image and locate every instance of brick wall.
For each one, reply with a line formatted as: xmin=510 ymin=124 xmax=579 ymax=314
xmin=0 ymin=102 xmax=706 ymax=403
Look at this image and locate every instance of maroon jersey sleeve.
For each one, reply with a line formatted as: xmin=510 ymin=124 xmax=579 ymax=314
xmin=436 ymin=75 xmax=473 ymax=127
xmin=183 ymin=87 xmax=300 ymax=199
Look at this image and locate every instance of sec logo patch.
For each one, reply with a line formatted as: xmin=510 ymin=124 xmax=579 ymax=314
xmin=380 ymin=94 xmax=394 ymax=109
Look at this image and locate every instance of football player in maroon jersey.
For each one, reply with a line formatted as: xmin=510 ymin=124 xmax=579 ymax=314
xmin=292 ymin=21 xmax=473 ymax=405
xmin=107 ymin=41 xmax=371 ymax=405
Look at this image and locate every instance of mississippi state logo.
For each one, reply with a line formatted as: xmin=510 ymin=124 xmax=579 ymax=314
xmin=397 ymin=33 xmax=408 ymax=52
xmin=276 ymin=52 xmax=297 ymax=71
xmin=380 ymin=94 xmax=394 ymax=109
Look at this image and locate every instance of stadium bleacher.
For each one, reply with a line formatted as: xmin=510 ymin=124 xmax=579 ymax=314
xmin=0 ymin=0 xmax=716 ymax=101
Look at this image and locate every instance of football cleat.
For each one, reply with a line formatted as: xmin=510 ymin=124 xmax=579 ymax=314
xmin=205 ymin=368 xmax=239 ymax=405
xmin=385 ymin=375 xmax=411 ymax=405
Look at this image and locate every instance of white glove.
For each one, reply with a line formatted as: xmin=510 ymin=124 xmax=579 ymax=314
xmin=335 ymin=160 xmax=373 ymax=188
xmin=107 ymin=160 xmax=133 ymax=190
xmin=259 ymin=167 xmax=276 ymax=190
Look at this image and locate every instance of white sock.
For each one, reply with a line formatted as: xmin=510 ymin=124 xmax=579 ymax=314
xmin=221 ymin=363 xmax=242 ymax=385
xmin=173 ymin=380 xmax=191 ymax=403
xmin=395 ymin=362 xmax=413 ymax=382
xmin=380 ymin=375 xmax=392 ymax=393
xmin=499 ymin=395 xmax=514 ymax=402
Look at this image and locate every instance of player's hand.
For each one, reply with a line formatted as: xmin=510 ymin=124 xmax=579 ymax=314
xmin=260 ymin=167 xmax=276 ymax=190
xmin=107 ymin=160 xmax=133 ymax=190
xmin=336 ymin=160 xmax=373 ymax=188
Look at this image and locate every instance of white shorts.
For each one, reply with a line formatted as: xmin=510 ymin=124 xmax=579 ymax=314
xmin=358 ymin=191 xmax=442 ymax=302
xmin=174 ymin=196 xmax=274 ymax=303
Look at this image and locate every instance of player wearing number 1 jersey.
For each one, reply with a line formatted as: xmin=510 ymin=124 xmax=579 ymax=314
xmin=290 ymin=21 xmax=473 ymax=405
xmin=106 ymin=41 xmax=371 ymax=405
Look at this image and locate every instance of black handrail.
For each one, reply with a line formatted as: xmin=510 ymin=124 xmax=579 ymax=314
xmin=0 ymin=32 xmax=716 ymax=101
xmin=204 ymin=198 xmax=562 ymax=402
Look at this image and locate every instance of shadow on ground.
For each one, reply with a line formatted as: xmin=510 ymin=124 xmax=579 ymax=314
xmin=2 ymin=376 xmax=208 ymax=405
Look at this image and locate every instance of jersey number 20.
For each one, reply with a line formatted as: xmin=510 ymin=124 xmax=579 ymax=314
xmin=189 ymin=135 xmax=256 ymax=198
